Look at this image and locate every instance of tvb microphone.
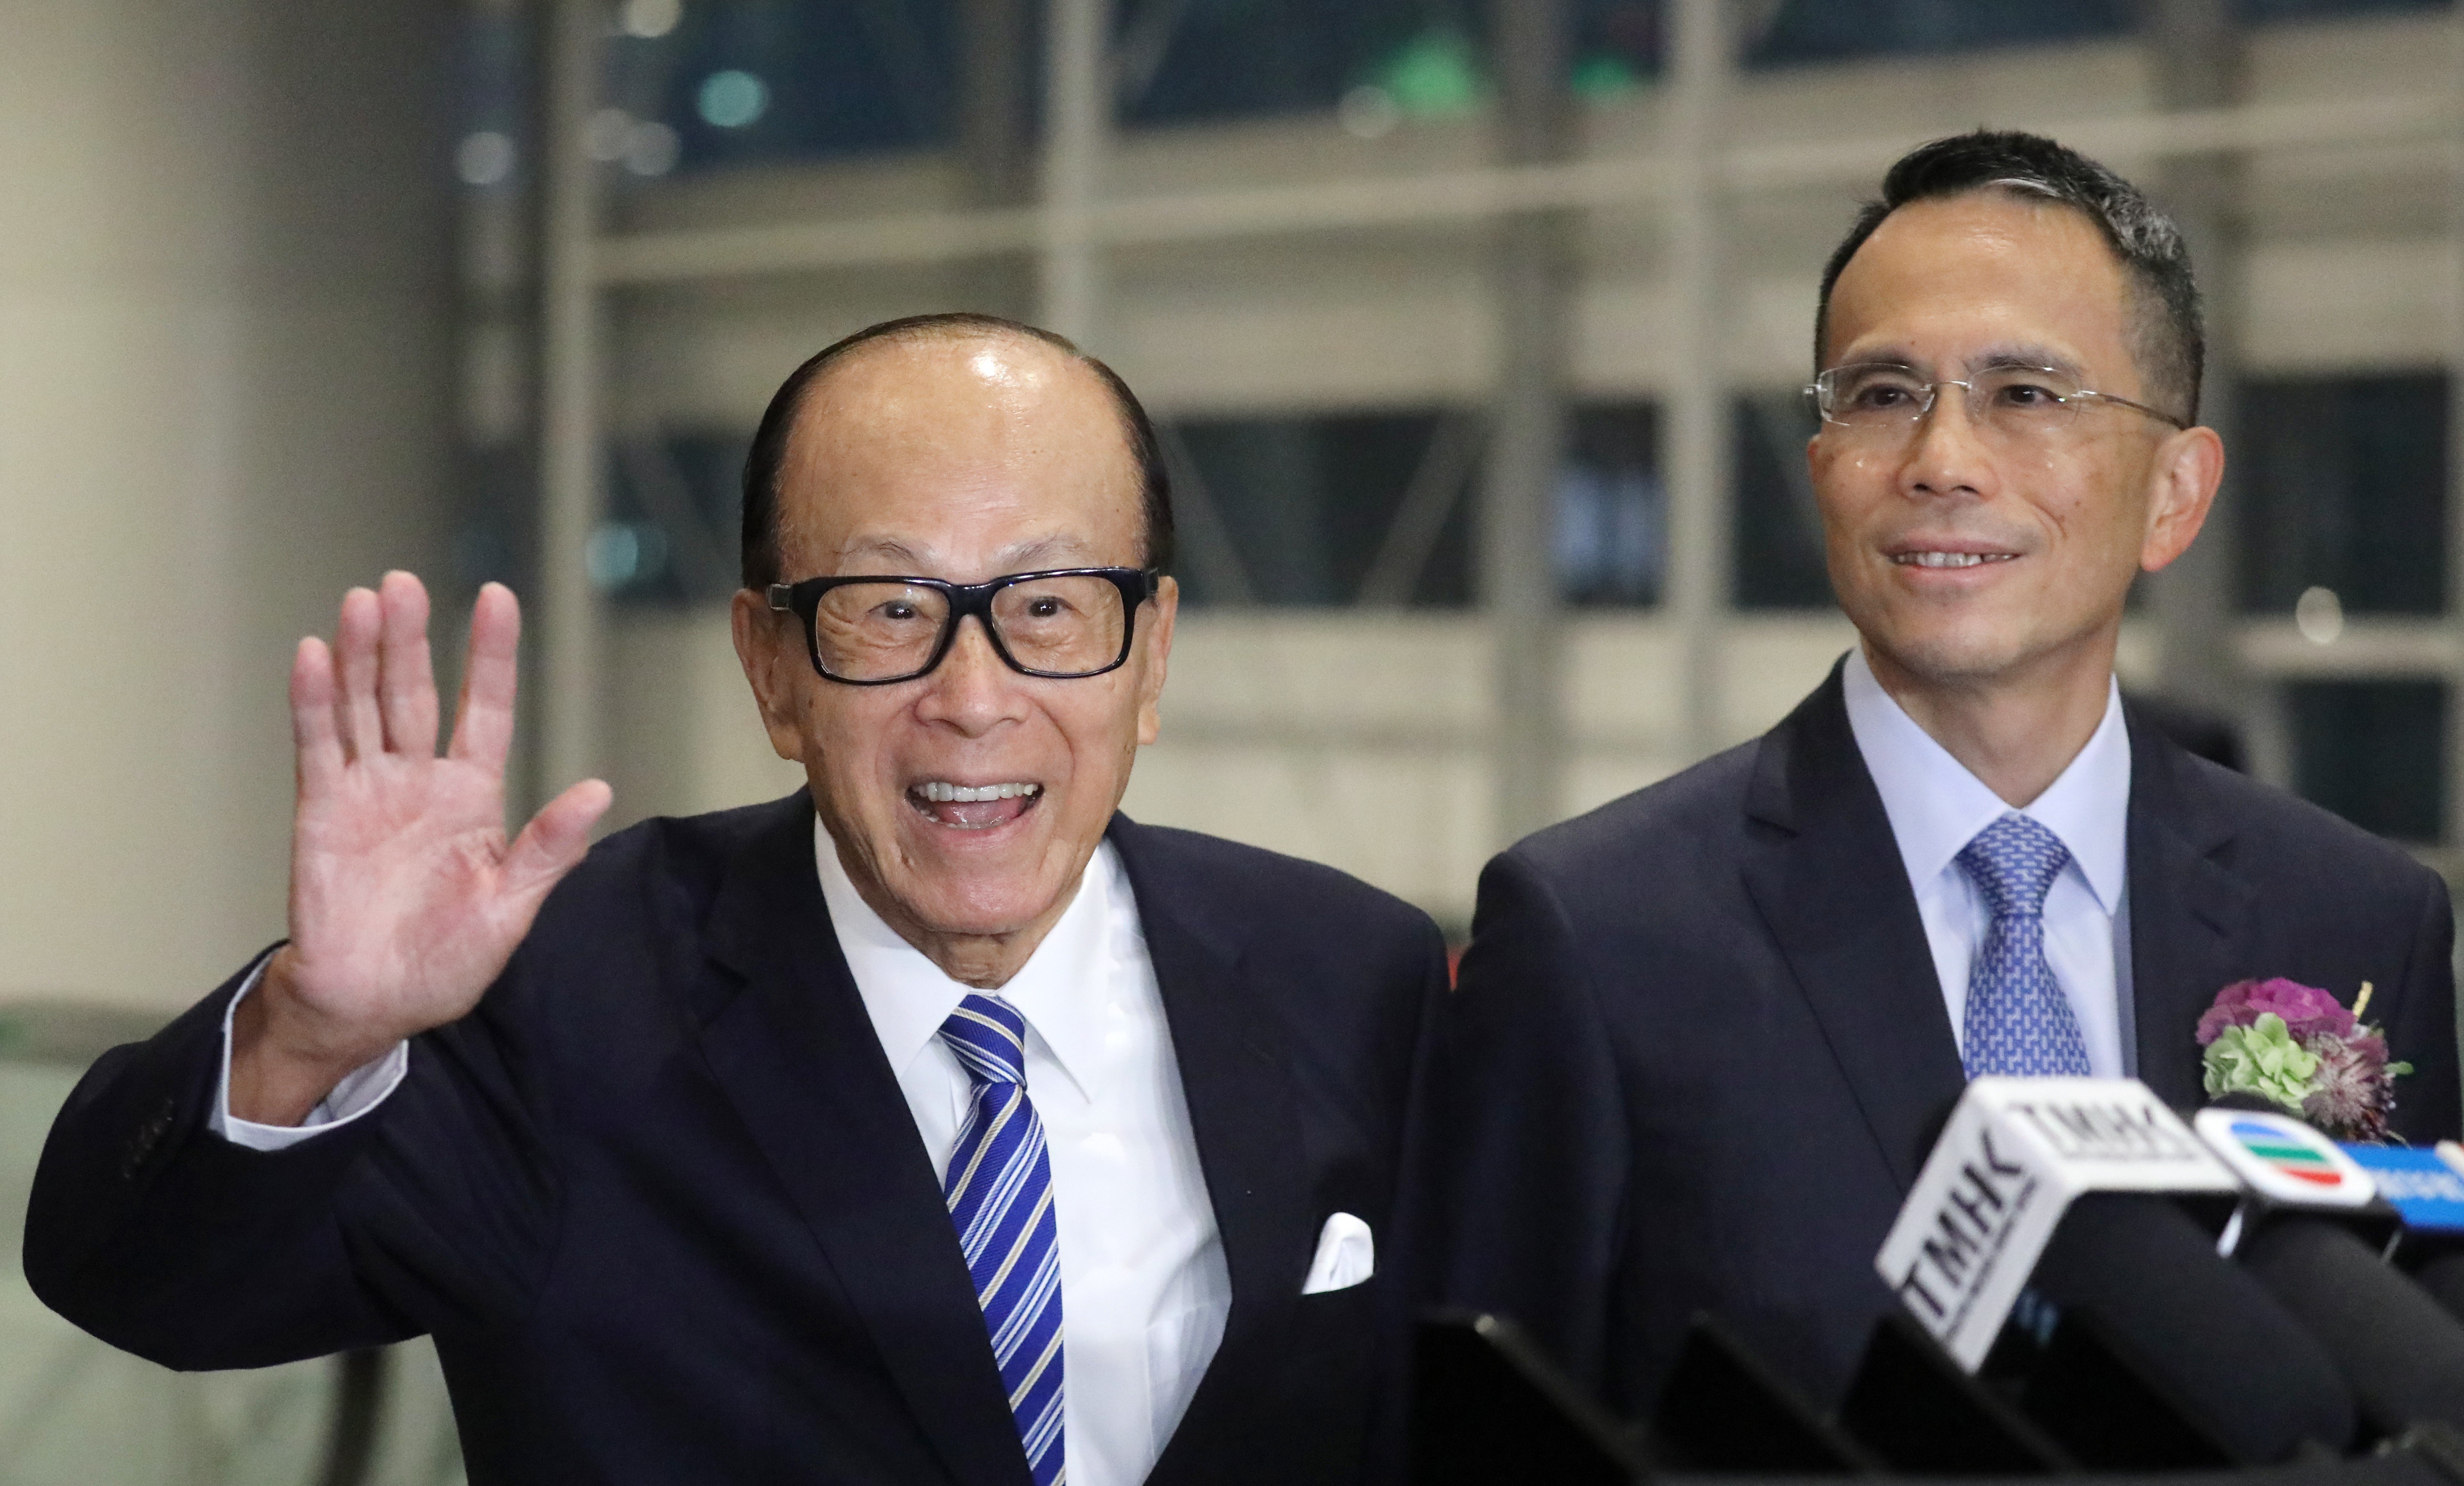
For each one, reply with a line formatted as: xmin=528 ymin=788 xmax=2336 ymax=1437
xmin=1874 ymin=1076 xmax=2357 ymax=1464
xmin=2196 ymin=1103 xmax=2464 ymax=1436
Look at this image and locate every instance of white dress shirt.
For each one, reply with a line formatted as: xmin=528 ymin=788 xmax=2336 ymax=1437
xmin=815 ymin=827 xmax=1228 ymax=1486
xmin=1840 ymin=647 xmax=2136 ymax=1077
xmin=212 ymin=830 xmax=1229 ymax=1486
xmin=210 ymin=954 xmax=407 ymax=1149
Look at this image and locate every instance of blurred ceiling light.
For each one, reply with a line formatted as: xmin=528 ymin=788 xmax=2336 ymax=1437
xmin=1379 ymin=28 xmax=1488 ymax=118
xmin=621 ymin=0 xmax=681 ymax=40
xmin=1337 ymin=85 xmax=1400 ymax=139
xmin=624 ymin=121 xmax=681 ymax=177
xmin=697 ymin=69 xmax=769 ymax=129
xmin=2296 ymin=585 xmax=2345 ymax=646
xmin=585 ymin=107 xmax=634 ymax=162
xmin=1569 ymin=53 xmax=1641 ymax=102
xmin=588 ymin=523 xmax=668 ymax=589
xmin=587 ymin=523 xmax=641 ymax=589
xmin=455 ymin=130 xmax=516 ymax=187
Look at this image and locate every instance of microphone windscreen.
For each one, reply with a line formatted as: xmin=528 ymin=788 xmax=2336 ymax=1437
xmin=2238 ymin=1217 xmax=2464 ymax=1436
xmin=2026 ymin=1193 xmax=2356 ymax=1459
xmin=2410 ymin=1250 xmax=2464 ymax=1325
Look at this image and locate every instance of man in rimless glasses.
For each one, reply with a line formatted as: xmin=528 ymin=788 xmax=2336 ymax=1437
xmin=1424 ymin=131 xmax=2459 ymax=1419
xmin=30 ymin=313 xmax=1445 ymax=1486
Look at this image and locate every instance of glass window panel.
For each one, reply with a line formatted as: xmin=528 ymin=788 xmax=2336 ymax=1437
xmin=1743 ymin=0 xmax=2448 ymax=71
xmin=455 ymin=7 xmax=533 ymax=187
xmin=1560 ymin=403 xmax=1664 ymax=607
xmin=2288 ymin=680 xmax=2447 ymax=844
xmin=1165 ymin=412 xmax=1470 ymax=607
xmin=602 ymin=432 xmax=753 ymax=606
xmin=603 ymin=0 xmax=962 ymax=177
xmin=1733 ymin=392 xmax=1834 ymax=610
xmin=1124 ymin=0 xmax=1490 ymax=131
xmin=2239 ymin=0 xmax=2451 ymax=20
xmin=1568 ymin=0 xmax=1664 ymax=100
xmin=2236 ymin=374 xmax=2447 ymax=616
xmin=452 ymin=443 xmax=537 ymax=597
xmin=1744 ymin=0 xmax=2132 ymax=68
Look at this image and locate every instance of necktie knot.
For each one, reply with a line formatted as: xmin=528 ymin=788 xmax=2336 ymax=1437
xmin=1958 ymin=813 xmax=2070 ymax=922
xmin=939 ymin=994 xmax=1028 ymax=1089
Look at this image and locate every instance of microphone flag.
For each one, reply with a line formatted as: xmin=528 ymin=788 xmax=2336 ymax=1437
xmin=2337 ymin=1141 xmax=2464 ymax=1234
xmin=1874 ymin=1077 xmax=2239 ymax=1369
xmin=2191 ymin=1109 xmax=2378 ymax=1210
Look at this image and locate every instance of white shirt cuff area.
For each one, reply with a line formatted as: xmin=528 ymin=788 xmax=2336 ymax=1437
xmin=209 ymin=954 xmax=410 ymax=1152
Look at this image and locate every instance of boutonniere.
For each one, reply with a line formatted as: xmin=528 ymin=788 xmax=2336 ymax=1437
xmin=2197 ymin=978 xmax=2412 ymax=1144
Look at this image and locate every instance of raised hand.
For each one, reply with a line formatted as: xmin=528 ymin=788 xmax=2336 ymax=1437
xmin=230 ymin=573 xmax=611 ymax=1125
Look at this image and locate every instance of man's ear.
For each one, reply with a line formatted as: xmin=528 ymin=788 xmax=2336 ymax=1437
xmin=731 ymin=589 xmax=807 ymax=762
xmin=1134 ymin=575 xmax=1178 ymax=748
xmin=2139 ymin=424 xmax=2225 ymax=573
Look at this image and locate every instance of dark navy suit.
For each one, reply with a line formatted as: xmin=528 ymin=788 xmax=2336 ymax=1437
xmin=1422 ymin=664 xmax=2459 ymax=1413
xmin=27 ymin=794 xmax=1446 ymax=1486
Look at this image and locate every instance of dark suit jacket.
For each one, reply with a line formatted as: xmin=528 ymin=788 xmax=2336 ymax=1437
xmin=26 ymin=794 xmax=1446 ymax=1486
xmin=1423 ymin=665 xmax=2460 ymax=1415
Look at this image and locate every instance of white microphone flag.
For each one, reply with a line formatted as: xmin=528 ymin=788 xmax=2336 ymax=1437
xmin=1874 ymin=1077 xmax=2240 ymax=1370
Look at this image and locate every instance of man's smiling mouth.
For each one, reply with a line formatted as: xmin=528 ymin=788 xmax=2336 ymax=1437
xmin=1891 ymin=551 xmax=2019 ymax=569
xmin=908 ymin=780 xmax=1044 ymax=830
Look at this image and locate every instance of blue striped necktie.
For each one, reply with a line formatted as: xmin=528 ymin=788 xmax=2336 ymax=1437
xmin=938 ymin=995 xmax=1066 ymax=1486
xmin=1957 ymin=813 xmax=2092 ymax=1079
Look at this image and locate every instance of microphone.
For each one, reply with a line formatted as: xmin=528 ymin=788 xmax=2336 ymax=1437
xmin=1873 ymin=1076 xmax=2357 ymax=1463
xmin=1834 ymin=1308 xmax=2075 ymax=1472
xmin=1643 ymin=1313 xmax=1876 ymax=1473
xmin=1409 ymin=1311 xmax=1642 ymax=1486
xmin=2332 ymin=1138 xmax=2464 ymax=1321
xmin=2009 ymin=1190 xmax=2353 ymax=1465
xmin=2195 ymin=1103 xmax=2464 ymax=1437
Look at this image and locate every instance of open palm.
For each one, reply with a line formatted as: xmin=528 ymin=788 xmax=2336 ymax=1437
xmin=243 ymin=574 xmax=609 ymax=1114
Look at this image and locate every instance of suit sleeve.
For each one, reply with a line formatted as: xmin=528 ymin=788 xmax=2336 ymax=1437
xmin=24 ymin=949 xmax=561 ymax=1371
xmin=2386 ymin=868 xmax=2459 ymax=1144
xmin=1416 ymin=848 xmax=1630 ymax=1396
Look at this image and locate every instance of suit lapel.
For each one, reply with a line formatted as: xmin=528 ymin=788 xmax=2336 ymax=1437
xmin=697 ymin=794 xmax=1028 ymax=1486
xmin=1740 ymin=667 xmax=1968 ymax=1190
xmin=1107 ymin=817 xmax=1314 ymax=1474
xmin=2122 ymin=707 xmax=2254 ymax=1108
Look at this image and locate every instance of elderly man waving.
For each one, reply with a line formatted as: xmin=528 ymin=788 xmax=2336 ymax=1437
xmin=29 ymin=314 xmax=1444 ymax=1486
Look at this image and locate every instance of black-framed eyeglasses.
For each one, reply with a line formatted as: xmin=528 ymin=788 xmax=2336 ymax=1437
xmin=764 ymin=567 xmax=1160 ymax=685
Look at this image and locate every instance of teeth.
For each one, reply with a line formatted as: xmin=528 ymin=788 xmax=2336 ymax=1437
xmin=914 ymin=781 xmax=1042 ymax=803
xmin=1895 ymin=551 xmax=2011 ymax=568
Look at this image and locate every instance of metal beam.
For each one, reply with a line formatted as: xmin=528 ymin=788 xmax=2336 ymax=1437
xmin=957 ymin=0 xmax=1034 ymax=317
xmin=538 ymin=0 xmax=606 ymax=801
xmin=2448 ymin=14 xmax=2464 ymax=847
xmin=1040 ymin=0 xmax=1109 ymax=344
xmin=1665 ymin=0 xmax=1733 ymax=764
xmin=592 ymin=94 xmax=2459 ymax=286
xmin=2145 ymin=0 xmax=2253 ymax=755
xmin=1479 ymin=0 xmax=1572 ymax=846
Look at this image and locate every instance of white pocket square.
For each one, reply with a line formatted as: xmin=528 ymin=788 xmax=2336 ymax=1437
xmin=1301 ymin=1211 xmax=1374 ymax=1294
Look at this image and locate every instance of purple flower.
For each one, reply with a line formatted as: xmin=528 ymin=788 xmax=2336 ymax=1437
xmin=2196 ymin=978 xmax=2355 ymax=1048
xmin=2303 ymin=1034 xmax=2395 ymax=1145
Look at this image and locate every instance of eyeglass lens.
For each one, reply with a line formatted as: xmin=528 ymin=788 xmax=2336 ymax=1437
xmin=811 ymin=574 xmax=1131 ymax=681
xmin=1822 ymin=364 xmax=2090 ymax=439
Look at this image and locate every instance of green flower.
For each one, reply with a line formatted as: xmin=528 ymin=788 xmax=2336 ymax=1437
xmin=2202 ymin=1012 xmax=2320 ymax=1111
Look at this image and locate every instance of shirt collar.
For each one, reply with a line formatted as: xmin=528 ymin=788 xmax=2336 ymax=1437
xmin=812 ymin=819 xmax=1117 ymax=1102
xmin=1841 ymin=646 xmax=2131 ymax=915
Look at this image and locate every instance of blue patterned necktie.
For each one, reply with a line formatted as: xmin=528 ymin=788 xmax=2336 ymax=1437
xmin=938 ymin=995 xmax=1066 ymax=1486
xmin=1957 ymin=813 xmax=2092 ymax=1078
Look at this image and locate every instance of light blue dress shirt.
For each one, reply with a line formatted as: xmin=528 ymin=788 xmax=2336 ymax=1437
xmin=1839 ymin=648 xmax=2138 ymax=1078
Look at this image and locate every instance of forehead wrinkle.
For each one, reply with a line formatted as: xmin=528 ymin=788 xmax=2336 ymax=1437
xmin=830 ymin=532 xmax=1097 ymax=577
xmin=1839 ymin=341 xmax=2087 ymax=379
